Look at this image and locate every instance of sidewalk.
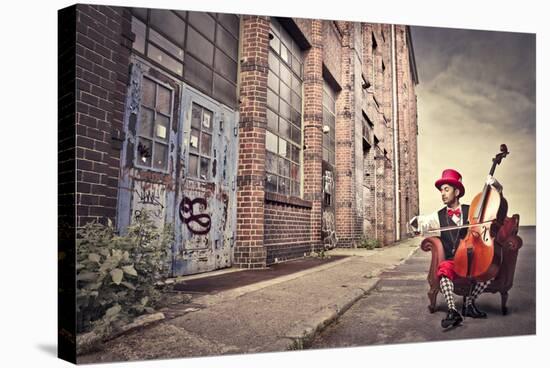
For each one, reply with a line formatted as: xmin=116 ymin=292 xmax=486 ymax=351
xmin=78 ymin=237 xmax=421 ymax=364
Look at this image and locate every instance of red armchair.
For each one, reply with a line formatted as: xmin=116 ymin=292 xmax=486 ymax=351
xmin=420 ymin=214 xmax=523 ymax=315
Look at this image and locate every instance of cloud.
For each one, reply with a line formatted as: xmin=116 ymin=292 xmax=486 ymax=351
xmin=411 ymin=26 xmax=536 ymax=224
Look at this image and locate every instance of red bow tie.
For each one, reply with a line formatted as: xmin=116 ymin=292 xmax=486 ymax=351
xmin=447 ymin=208 xmax=461 ymax=217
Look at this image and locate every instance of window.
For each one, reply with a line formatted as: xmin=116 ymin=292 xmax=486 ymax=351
xmin=187 ymin=103 xmax=214 ymax=180
xmin=322 ymin=81 xmax=336 ymax=166
xmin=136 ymin=76 xmax=173 ymax=171
xmin=130 ymin=9 xmax=240 ymax=108
xmin=266 ymin=18 xmax=304 ymax=197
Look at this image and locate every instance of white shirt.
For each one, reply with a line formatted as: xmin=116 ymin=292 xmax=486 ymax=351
xmin=409 ymin=206 xmax=464 ymax=237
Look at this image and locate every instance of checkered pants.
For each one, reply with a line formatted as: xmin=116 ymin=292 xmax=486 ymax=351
xmin=439 ymin=276 xmax=457 ymax=311
xmin=465 ymin=280 xmax=492 ymax=306
xmin=439 ymin=277 xmax=493 ymax=311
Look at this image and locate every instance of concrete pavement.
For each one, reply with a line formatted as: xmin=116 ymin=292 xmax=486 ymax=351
xmin=78 ymin=237 xmax=421 ymax=364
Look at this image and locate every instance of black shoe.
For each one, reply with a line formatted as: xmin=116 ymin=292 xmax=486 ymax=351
xmin=441 ymin=309 xmax=463 ymax=328
xmin=463 ymin=303 xmax=488 ymax=318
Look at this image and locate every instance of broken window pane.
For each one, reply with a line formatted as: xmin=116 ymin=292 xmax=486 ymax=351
xmin=137 ymin=138 xmax=152 ymax=166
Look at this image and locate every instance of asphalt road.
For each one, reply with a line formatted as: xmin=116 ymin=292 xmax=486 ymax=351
xmin=310 ymin=227 xmax=536 ymax=348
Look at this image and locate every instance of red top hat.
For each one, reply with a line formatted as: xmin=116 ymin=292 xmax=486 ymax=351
xmin=434 ymin=169 xmax=465 ymax=198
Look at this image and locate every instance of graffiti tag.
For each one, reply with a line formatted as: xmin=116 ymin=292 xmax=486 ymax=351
xmin=179 ymin=196 xmax=212 ymax=235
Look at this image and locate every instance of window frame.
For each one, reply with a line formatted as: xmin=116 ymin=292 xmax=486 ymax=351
xmin=134 ymin=74 xmax=175 ymax=174
xmin=265 ymin=18 xmax=304 ymax=197
xmin=130 ymin=9 xmax=240 ymax=108
xmin=186 ymin=102 xmax=215 ymax=181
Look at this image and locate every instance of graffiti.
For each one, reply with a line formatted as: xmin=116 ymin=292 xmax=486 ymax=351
xmin=179 ymin=196 xmax=211 ymax=235
xmin=131 ymin=182 xmax=166 ymax=229
xmin=323 ymin=170 xmax=334 ymax=195
xmin=134 ymin=185 xmax=165 ymax=218
xmin=322 ymin=210 xmax=337 ymax=249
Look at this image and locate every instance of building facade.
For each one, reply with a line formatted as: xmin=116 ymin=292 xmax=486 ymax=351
xmin=61 ymin=4 xmax=419 ymax=277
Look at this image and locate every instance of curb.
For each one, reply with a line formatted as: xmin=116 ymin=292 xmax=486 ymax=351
xmin=278 ymin=245 xmax=420 ymax=350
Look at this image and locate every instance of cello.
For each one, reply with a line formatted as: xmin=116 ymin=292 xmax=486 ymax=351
xmin=453 ymin=144 xmax=510 ymax=282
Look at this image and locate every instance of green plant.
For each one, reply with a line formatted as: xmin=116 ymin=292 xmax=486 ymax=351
xmin=358 ymin=237 xmax=381 ymax=250
xmin=76 ymin=210 xmax=173 ymax=337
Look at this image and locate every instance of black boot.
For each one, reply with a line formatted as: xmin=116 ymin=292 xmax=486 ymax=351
xmin=441 ymin=308 xmax=463 ymax=328
xmin=462 ymin=302 xmax=488 ymax=318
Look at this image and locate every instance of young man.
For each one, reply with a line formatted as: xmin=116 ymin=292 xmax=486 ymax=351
xmin=409 ymin=169 xmax=493 ymax=329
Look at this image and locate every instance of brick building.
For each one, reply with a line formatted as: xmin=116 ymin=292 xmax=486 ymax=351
xmin=59 ymin=4 xmax=419 ymax=277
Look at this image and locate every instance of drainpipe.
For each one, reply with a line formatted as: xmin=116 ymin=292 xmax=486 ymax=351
xmin=391 ymin=24 xmax=400 ymax=241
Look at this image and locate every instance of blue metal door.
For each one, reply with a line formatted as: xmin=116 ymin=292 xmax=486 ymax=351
xmin=172 ymin=85 xmax=239 ymax=276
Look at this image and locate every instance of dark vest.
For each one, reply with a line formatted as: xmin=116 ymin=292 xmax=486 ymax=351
xmin=438 ymin=204 xmax=470 ymax=260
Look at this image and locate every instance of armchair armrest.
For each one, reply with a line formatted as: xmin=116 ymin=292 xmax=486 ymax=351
xmin=421 ymin=237 xmax=446 ymax=288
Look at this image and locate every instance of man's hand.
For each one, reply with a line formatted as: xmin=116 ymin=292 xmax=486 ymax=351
xmin=407 ymin=216 xmax=421 ymax=236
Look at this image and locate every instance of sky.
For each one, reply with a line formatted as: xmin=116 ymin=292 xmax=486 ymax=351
xmin=410 ymin=26 xmax=536 ymax=225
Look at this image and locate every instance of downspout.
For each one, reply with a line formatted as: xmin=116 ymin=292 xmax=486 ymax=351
xmin=391 ymin=25 xmax=400 ymax=241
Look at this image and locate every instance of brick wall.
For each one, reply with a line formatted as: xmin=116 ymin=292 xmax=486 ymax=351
xmin=75 ymin=4 xmax=132 ymax=227
xmin=302 ymin=19 xmax=324 ymax=252
xmin=264 ymin=201 xmax=313 ymax=263
xmin=67 ymin=6 xmax=419 ymax=270
xmin=235 ymin=15 xmax=270 ymax=268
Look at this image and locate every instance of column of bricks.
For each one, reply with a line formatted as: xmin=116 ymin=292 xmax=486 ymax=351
xmin=302 ymin=19 xmax=324 ymax=250
xmin=334 ymin=21 xmax=355 ymax=247
xmin=75 ymin=4 xmax=132 ymax=227
xmin=234 ymin=16 xmax=270 ymax=268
